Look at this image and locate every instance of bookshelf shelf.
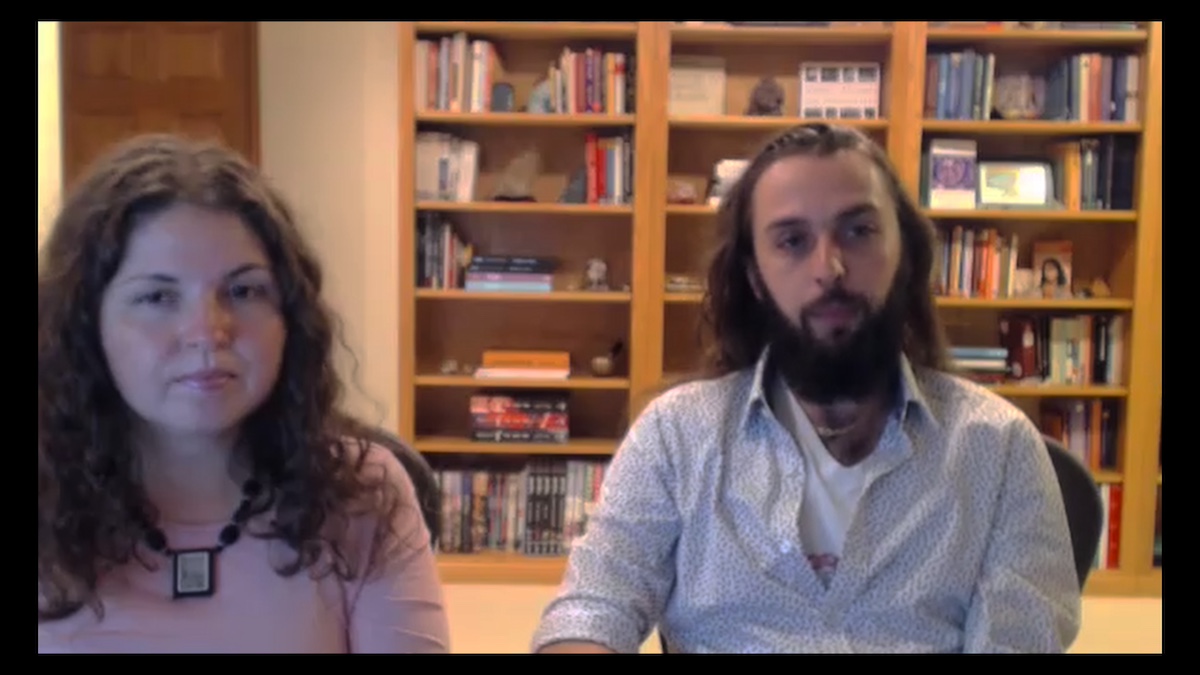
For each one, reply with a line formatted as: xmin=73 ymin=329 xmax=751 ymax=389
xmin=416 ymin=111 xmax=636 ymax=128
xmin=924 ymin=209 xmax=1139 ymax=223
xmin=415 ymin=436 xmax=618 ymax=456
xmin=415 ymin=201 xmax=633 ymax=216
xmin=670 ymin=114 xmax=888 ymax=132
xmin=670 ymin=24 xmax=893 ymax=46
xmin=933 ymin=297 xmax=1135 ymax=310
xmin=437 ymin=552 xmax=568 ymax=585
xmin=925 ymin=27 xmax=1148 ymax=47
xmin=666 ymin=293 xmax=1136 ymax=312
xmin=414 ymin=374 xmax=630 ymax=390
xmin=414 ymin=22 xmax=638 ymax=40
xmin=921 ymin=120 xmax=1142 ymax=135
xmin=414 ymin=289 xmax=632 ymax=303
xmin=988 ymin=384 xmax=1128 ymax=398
xmin=397 ymin=22 xmax=1162 ymax=596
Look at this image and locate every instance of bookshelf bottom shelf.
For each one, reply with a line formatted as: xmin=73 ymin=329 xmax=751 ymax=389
xmin=437 ymin=552 xmax=568 ymax=585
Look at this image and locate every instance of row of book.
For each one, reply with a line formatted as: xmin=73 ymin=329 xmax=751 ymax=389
xmin=414 ymin=33 xmax=635 ymax=115
xmin=414 ymin=130 xmax=634 ymax=205
xmin=998 ymin=313 xmax=1125 ymax=386
xmin=434 ymin=458 xmax=609 ymax=556
xmin=470 ymin=391 xmax=569 ymax=444
xmin=921 ymin=135 xmax=1137 ymax=212
xmin=1041 ymin=398 xmax=1121 ymax=471
xmin=925 ymin=50 xmax=1141 ymax=123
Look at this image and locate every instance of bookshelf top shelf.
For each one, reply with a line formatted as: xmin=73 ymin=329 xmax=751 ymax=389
xmin=669 ymin=23 xmax=893 ymax=46
xmin=925 ymin=27 xmax=1148 ymax=47
xmin=413 ymin=22 xmax=638 ymax=40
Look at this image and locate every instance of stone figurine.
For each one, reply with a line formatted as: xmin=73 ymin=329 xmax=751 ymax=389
xmin=492 ymin=149 xmax=542 ymax=202
xmin=745 ymin=77 xmax=785 ymax=116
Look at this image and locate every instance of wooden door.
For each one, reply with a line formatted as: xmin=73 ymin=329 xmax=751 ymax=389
xmin=59 ymin=21 xmax=259 ymax=189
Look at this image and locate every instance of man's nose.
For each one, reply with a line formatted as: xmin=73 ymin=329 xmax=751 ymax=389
xmin=811 ymin=235 xmax=846 ymax=286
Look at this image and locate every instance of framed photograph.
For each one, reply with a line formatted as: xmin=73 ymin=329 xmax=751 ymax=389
xmin=976 ymin=161 xmax=1055 ymax=208
xmin=173 ymin=549 xmax=215 ymax=598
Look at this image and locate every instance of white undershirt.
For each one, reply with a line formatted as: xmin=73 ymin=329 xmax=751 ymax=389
xmin=771 ymin=375 xmax=868 ymax=587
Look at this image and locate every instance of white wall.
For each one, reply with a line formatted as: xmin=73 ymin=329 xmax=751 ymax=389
xmin=38 ymin=21 xmax=61 ymax=250
xmin=257 ymin=21 xmax=400 ymax=431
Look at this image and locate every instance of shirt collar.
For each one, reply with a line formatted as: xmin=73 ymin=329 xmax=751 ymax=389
xmin=742 ymin=345 xmax=938 ymax=431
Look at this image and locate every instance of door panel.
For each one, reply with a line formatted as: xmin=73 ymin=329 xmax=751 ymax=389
xmin=59 ymin=21 xmax=258 ymax=188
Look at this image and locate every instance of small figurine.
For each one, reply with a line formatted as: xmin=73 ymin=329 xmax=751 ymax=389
xmin=439 ymin=358 xmax=459 ymax=375
xmin=666 ymin=180 xmax=699 ymax=205
xmin=583 ymin=258 xmax=609 ymax=291
xmin=745 ymin=77 xmax=785 ymax=116
xmin=590 ymin=341 xmax=625 ymax=377
xmin=525 ymin=77 xmax=556 ymax=113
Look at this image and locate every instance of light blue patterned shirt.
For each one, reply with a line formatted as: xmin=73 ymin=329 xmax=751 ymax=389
xmin=531 ymin=349 xmax=1082 ymax=654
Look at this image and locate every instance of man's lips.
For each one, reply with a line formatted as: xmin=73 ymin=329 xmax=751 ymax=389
xmin=809 ymin=302 xmax=858 ymax=320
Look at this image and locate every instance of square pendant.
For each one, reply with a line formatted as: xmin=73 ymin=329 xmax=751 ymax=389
xmin=173 ymin=548 xmax=215 ymax=599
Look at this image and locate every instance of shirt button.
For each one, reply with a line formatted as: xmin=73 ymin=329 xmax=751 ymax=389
xmin=780 ymin=540 xmax=793 ymax=554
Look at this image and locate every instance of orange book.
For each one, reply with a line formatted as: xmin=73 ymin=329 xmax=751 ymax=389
xmin=480 ymin=350 xmax=571 ymax=370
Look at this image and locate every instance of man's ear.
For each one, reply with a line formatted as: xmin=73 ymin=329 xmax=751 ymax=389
xmin=746 ymin=260 xmax=765 ymax=301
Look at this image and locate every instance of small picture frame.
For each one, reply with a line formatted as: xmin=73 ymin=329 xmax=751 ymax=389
xmin=173 ymin=549 xmax=215 ymax=598
xmin=977 ymin=161 xmax=1055 ymax=208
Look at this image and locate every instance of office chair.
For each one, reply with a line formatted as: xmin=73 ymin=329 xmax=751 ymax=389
xmin=1041 ymin=433 xmax=1104 ymax=588
xmin=658 ymin=434 xmax=1104 ymax=653
xmin=355 ymin=425 xmax=442 ymax=550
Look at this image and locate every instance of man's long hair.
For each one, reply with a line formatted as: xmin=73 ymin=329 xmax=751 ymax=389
xmin=695 ymin=123 xmax=952 ymax=384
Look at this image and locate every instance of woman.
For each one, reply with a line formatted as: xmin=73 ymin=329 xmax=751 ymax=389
xmin=37 ymin=134 xmax=451 ymax=653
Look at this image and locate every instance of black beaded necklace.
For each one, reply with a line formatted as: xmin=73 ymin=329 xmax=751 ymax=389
xmin=141 ymin=478 xmax=264 ymax=599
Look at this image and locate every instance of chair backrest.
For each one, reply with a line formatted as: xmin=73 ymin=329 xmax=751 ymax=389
xmin=1041 ymin=434 xmax=1104 ymax=589
xmin=356 ymin=426 xmax=442 ymax=550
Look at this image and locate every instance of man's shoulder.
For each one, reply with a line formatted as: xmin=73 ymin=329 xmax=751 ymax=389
xmin=914 ymin=367 xmax=1040 ymax=439
xmin=642 ymin=369 xmax=757 ymax=429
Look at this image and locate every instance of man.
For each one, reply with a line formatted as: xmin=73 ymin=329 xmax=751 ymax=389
xmin=531 ymin=124 xmax=1081 ymax=654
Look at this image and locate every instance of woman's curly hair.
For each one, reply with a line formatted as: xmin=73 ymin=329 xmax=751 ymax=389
xmin=38 ymin=134 xmax=410 ymax=622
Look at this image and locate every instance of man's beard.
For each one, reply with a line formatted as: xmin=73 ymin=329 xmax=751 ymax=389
xmin=762 ymin=282 xmax=907 ymax=406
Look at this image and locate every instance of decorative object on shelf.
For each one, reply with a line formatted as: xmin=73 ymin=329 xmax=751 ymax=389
xmin=490 ymin=82 xmax=516 ymax=112
xmin=439 ymin=358 xmax=459 ymax=375
xmin=666 ymin=180 xmax=699 ymax=205
xmin=492 ymin=149 xmax=542 ymax=202
xmin=666 ymin=274 xmax=705 ymax=293
xmin=707 ymin=159 xmax=751 ymax=206
xmin=590 ymin=340 xmax=625 ymax=377
xmin=798 ymin=62 xmax=881 ymax=120
xmin=525 ymin=77 xmax=555 ymax=113
xmin=559 ymin=167 xmax=588 ymax=203
xmin=745 ymin=76 xmax=784 ymax=116
xmin=992 ymin=71 xmax=1046 ymax=120
xmin=1087 ymin=278 xmax=1113 ymax=298
xmin=977 ymin=161 xmax=1054 ymax=208
xmin=583 ymin=258 xmax=609 ymax=291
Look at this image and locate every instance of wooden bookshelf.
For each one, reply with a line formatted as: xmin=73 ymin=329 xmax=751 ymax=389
xmin=395 ymin=22 xmax=1162 ymax=595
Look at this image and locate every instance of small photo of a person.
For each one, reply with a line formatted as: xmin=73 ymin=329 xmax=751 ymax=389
xmin=1039 ymin=257 xmax=1070 ymax=299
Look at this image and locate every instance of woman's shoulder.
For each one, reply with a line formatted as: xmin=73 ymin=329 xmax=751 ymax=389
xmin=335 ymin=432 xmax=429 ymax=496
xmin=329 ymin=431 xmax=437 ymax=556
